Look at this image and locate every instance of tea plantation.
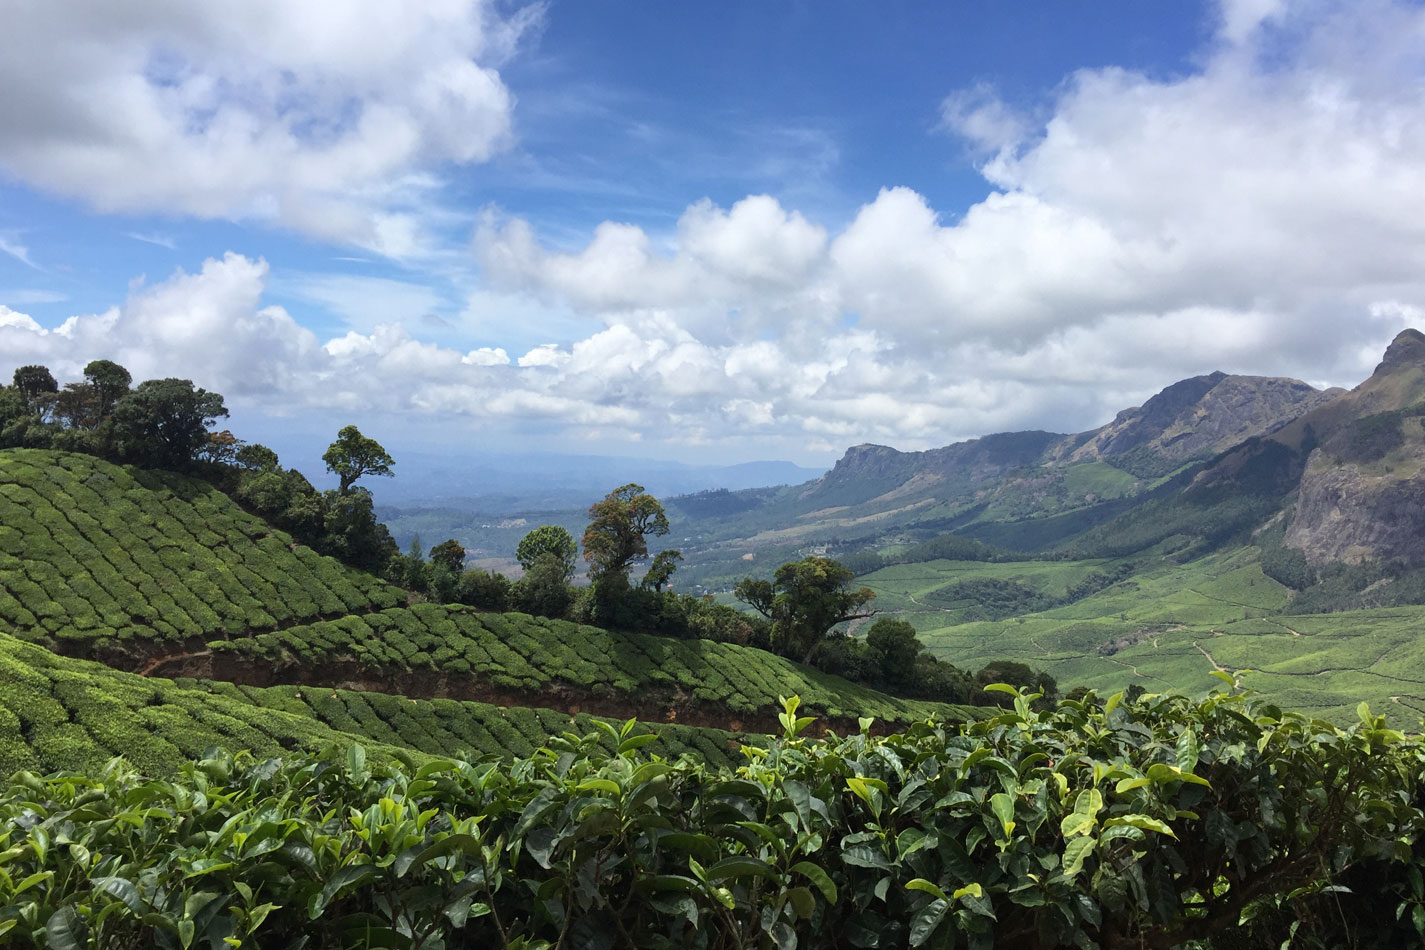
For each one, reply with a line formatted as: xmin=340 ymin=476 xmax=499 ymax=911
xmin=0 ymin=631 xmax=754 ymax=777
xmin=0 ymin=449 xmax=403 ymax=644
xmin=0 ymin=447 xmax=965 ymax=784
xmin=210 ymin=603 xmax=968 ymax=723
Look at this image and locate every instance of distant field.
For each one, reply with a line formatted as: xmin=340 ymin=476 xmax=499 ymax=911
xmin=862 ymin=547 xmax=1425 ymax=725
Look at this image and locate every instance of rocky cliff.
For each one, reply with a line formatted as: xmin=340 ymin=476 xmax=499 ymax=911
xmin=1283 ymin=329 xmax=1425 ymax=566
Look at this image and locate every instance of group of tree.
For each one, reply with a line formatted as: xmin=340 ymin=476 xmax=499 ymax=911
xmin=2 ymin=360 xmax=398 ymax=573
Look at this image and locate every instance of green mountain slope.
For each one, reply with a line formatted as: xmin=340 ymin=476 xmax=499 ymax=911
xmin=0 ymin=449 xmax=404 ymax=644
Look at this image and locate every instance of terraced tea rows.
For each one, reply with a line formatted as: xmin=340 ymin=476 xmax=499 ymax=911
xmin=0 ymin=450 xmax=403 ymax=644
xmin=0 ymin=633 xmax=751 ymax=777
xmin=204 ymin=603 xmax=973 ymax=723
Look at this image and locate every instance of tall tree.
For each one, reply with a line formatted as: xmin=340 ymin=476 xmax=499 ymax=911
xmin=11 ymin=365 xmax=57 ymax=415
xmin=429 ymin=539 xmax=467 ymax=574
xmin=736 ymin=556 xmax=876 ymax=664
xmin=516 ymin=525 xmax=578 ymax=579
xmin=323 ymin=425 xmax=395 ymax=493
xmin=109 ymin=378 xmax=228 ymax=469
xmin=641 ymin=549 xmax=683 ymax=592
xmin=582 ymin=483 xmax=669 ymax=580
xmin=83 ymin=359 xmax=132 ymax=419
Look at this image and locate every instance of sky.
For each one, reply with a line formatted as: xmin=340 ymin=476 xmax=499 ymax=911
xmin=2 ymin=0 xmax=1425 ymax=468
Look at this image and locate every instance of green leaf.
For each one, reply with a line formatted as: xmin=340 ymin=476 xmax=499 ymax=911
xmin=906 ymin=878 xmax=949 ymax=902
xmin=952 ymin=882 xmax=983 ymax=901
xmin=346 ymin=743 xmax=366 ymax=775
xmin=1104 ymin=691 xmax=1123 ymax=717
xmin=617 ymin=733 xmax=658 ymax=756
xmin=909 ymin=897 xmax=949 ymax=947
xmin=1114 ymin=777 xmax=1150 ymax=794
xmin=1175 ymin=730 xmax=1200 ymax=773
xmin=982 ymin=683 xmax=1019 ymax=696
xmin=790 ymin=861 xmax=838 ymax=903
xmin=91 ymin=875 xmax=145 ymax=915
xmin=576 ymin=779 xmax=622 ymax=795
xmin=1062 ymin=837 xmax=1094 ymax=878
xmin=1103 ymin=815 xmax=1177 ymax=837
xmin=706 ymin=856 xmax=774 ymax=881
xmin=45 ymin=906 xmax=88 ymax=950
xmin=990 ymin=792 xmax=1016 ymax=837
xmin=785 ymin=886 xmax=816 ymax=919
xmin=14 ymin=870 xmax=52 ymax=895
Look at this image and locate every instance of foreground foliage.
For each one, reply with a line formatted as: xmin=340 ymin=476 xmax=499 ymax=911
xmin=3 ymin=684 xmax=1422 ymax=949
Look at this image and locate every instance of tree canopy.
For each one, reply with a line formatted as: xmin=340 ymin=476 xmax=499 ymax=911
xmin=516 ymin=525 xmax=578 ymax=579
xmin=109 ymin=378 xmax=228 ymax=470
xmin=736 ymin=556 xmax=876 ymax=663
xmin=322 ymin=425 xmax=395 ymax=493
xmin=581 ymin=483 xmax=669 ymax=580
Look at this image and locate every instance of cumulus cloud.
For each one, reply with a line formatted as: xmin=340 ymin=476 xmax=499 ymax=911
xmin=8 ymin=0 xmax=1425 ymax=459
xmin=0 ymin=1 xmax=538 ymax=256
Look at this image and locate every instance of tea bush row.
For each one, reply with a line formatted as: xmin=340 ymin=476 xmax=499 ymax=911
xmin=211 ymin=603 xmax=975 ymax=725
xmin=0 ymin=449 xmax=403 ymax=643
xmin=0 ymin=632 xmax=749 ymax=780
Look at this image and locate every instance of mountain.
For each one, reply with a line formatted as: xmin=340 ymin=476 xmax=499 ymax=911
xmin=1279 ymin=329 xmax=1425 ymax=565
xmin=667 ymin=368 xmax=1339 ymax=563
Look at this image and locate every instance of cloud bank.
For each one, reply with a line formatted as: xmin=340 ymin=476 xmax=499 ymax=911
xmin=4 ymin=0 xmax=1425 ymax=460
xmin=0 ymin=0 xmax=538 ymax=257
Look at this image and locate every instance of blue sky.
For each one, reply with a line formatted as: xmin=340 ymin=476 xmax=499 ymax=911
xmin=2 ymin=0 xmax=1423 ymax=467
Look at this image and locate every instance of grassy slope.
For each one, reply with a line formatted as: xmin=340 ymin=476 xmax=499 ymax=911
xmin=0 ymin=632 xmax=756 ymax=777
xmin=862 ymin=547 xmax=1425 ymax=725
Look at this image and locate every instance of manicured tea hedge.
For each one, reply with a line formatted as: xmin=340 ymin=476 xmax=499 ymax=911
xmin=0 ymin=633 xmax=751 ymax=778
xmin=0 ymin=449 xmax=403 ymax=644
xmin=212 ymin=603 xmax=977 ymax=724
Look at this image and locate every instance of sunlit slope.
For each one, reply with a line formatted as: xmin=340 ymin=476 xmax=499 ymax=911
xmin=0 ymin=632 xmax=753 ymax=777
xmin=196 ymin=603 xmax=971 ymax=724
xmin=0 ymin=447 xmax=968 ymax=753
xmin=0 ymin=449 xmax=403 ymax=644
xmin=864 ymin=548 xmax=1425 ymax=725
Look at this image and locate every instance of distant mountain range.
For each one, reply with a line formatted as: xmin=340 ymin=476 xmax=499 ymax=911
xmin=670 ymin=329 xmax=1425 ymax=575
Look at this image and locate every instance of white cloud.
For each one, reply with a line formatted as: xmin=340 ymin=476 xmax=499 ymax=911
xmin=0 ymin=1 xmax=538 ymax=256
xmin=7 ymin=1 xmax=1425 ymax=460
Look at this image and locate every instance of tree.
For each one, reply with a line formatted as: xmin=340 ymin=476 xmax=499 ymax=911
xmin=736 ymin=556 xmax=876 ymax=664
xmin=197 ymin=429 xmax=244 ymax=465
xmin=512 ymin=553 xmax=574 ymax=619
xmin=429 ymin=539 xmax=467 ymax=574
xmin=641 ymin=549 xmax=682 ymax=592
xmin=235 ymin=443 xmax=280 ymax=472
xmin=83 ymin=359 xmax=131 ymax=419
xmin=109 ymin=378 xmax=228 ymax=469
xmin=865 ymin=618 xmax=923 ymax=686
xmin=582 ymin=484 xmax=669 ymax=580
xmin=12 ymin=364 xmax=56 ymax=415
xmin=516 ymin=526 xmax=577 ymax=579
xmin=323 ymin=425 xmax=395 ymax=493
xmin=319 ymin=488 xmax=397 ymax=573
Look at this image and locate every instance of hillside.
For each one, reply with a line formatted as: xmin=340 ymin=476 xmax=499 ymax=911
xmin=0 ymin=447 xmax=967 ymax=779
xmin=664 ymin=368 xmax=1338 ymax=589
